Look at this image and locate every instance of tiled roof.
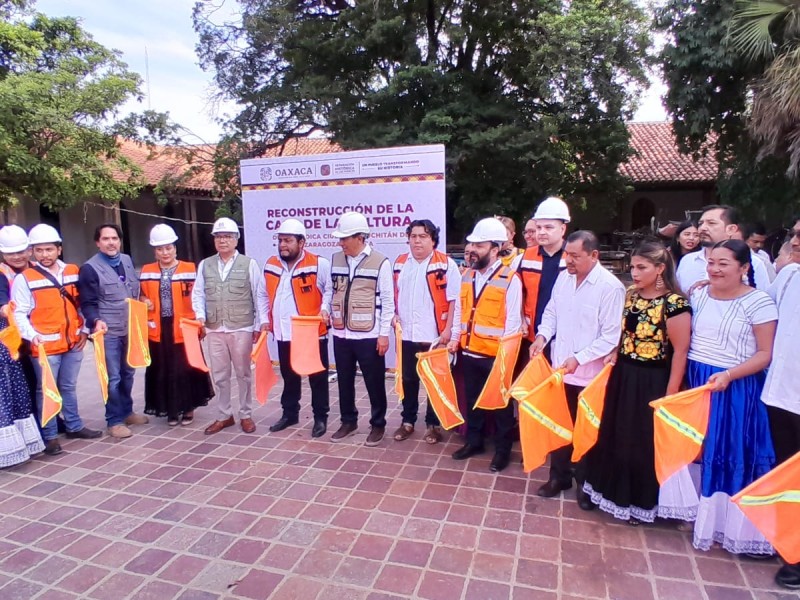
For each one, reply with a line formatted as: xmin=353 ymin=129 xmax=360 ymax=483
xmin=119 ymin=124 xmax=717 ymax=194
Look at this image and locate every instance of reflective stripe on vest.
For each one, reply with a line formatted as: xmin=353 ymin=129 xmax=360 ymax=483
xmin=459 ymin=264 xmax=513 ymax=357
xmin=263 ymin=252 xmax=327 ymax=336
xmin=518 ymin=245 xmax=567 ymax=341
xmin=330 ymin=250 xmax=387 ymax=332
xmin=21 ymin=263 xmax=83 ymax=356
xmin=139 ymin=261 xmax=197 ymax=343
xmin=393 ymin=250 xmax=450 ymax=335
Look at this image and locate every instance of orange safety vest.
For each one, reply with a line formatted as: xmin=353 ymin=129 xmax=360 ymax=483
xmin=0 ymin=263 xmax=16 ymax=286
xmin=393 ymin=250 xmax=451 ymax=335
xmin=518 ymin=245 xmax=567 ymax=341
xmin=263 ymin=252 xmax=327 ymax=336
xmin=139 ymin=261 xmax=197 ymax=343
xmin=20 ymin=263 xmax=83 ymax=356
xmin=459 ymin=264 xmax=515 ymax=357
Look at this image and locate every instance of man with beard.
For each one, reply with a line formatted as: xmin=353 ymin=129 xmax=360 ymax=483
xmin=258 ymin=219 xmax=332 ymax=438
xmin=447 ymin=217 xmax=522 ymax=472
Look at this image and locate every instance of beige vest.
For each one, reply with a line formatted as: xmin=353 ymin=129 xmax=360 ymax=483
xmin=203 ymin=253 xmax=255 ymax=330
xmin=331 ymin=250 xmax=387 ymax=332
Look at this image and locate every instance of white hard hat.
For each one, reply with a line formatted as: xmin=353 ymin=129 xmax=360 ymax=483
xmin=0 ymin=225 xmax=29 ymax=253
xmin=276 ymin=218 xmax=306 ymax=237
xmin=28 ymin=224 xmax=62 ymax=246
xmin=533 ymin=197 xmax=571 ymax=223
xmin=212 ymin=217 xmax=239 ymax=236
xmin=332 ymin=212 xmax=370 ymax=238
xmin=149 ymin=224 xmax=178 ymax=247
xmin=466 ymin=218 xmax=508 ymax=244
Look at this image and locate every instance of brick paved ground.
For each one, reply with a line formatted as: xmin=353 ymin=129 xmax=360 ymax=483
xmin=0 ymin=346 xmax=793 ymax=600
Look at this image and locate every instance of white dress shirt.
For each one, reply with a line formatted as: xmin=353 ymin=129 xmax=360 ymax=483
xmin=754 ymin=248 xmax=777 ymax=282
xmin=450 ymin=260 xmax=523 ymax=357
xmin=256 ymin=252 xmax=332 ymax=342
xmin=396 ymin=253 xmax=460 ymax=343
xmin=762 ymin=263 xmax=800 ymax=414
xmin=191 ymin=251 xmax=265 ymax=333
xmin=676 ymin=247 xmax=770 ymax=294
xmin=537 ymin=263 xmax=626 ymax=387
xmin=331 ymin=245 xmax=395 ymax=340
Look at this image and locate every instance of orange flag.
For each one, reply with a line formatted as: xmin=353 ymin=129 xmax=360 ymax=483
xmin=571 ymin=363 xmax=613 ymax=462
xmin=0 ymin=301 xmax=23 ymax=360
xmin=513 ymin=369 xmax=573 ymax=473
xmin=38 ymin=345 xmax=63 ymax=427
xmin=416 ymin=347 xmax=464 ymax=430
xmin=394 ymin=322 xmax=404 ymax=402
xmin=90 ymin=331 xmax=109 ymax=404
xmin=474 ymin=332 xmax=522 ymax=410
xmin=732 ymin=450 xmax=800 ymax=563
xmin=649 ymin=384 xmax=713 ymax=485
xmin=251 ymin=330 xmax=277 ymax=405
xmin=508 ymin=352 xmax=554 ymax=401
xmin=126 ymin=298 xmax=151 ymax=368
xmin=180 ymin=318 xmax=209 ymax=373
xmin=290 ymin=316 xmax=325 ymax=376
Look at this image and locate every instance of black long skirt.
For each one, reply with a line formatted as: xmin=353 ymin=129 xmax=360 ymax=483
xmin=583 ymin=357 xmax=670 ymax=522
xmin=144 ymin=316 xmax=214 ymax=420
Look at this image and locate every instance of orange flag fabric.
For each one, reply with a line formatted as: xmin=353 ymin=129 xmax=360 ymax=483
xmin=416 ymin=347 xmax=464 ymax=430
xmin=179 ymin=318 xmax=209 ymax=373
xmin=251 ymin=331 xmax=278 ymax=405
xmin=394 ymin=322 xmax=404 ymax=402
xmin=0 ymin=301 xmax=23 ymax=360
xmin=571 ymin=363 xmax=613 ymax=462
xmin=90 ymin=331 xmax=109 ymax=404
xmin=290 ymin=316 xmax=325 ymax=376
xmin=126 ymin=298 xmax=151 ymax=368
xmin=38 ymin=345 xmax=63 ymax=427
xmin=649 ymin=384 xmax=713 ymax=485
xmin=508 ymin=352 xmax=554 ymax=401
xmin=513 ymin=369 xmax=573 ymax=473
xmin=732 ymin=450 xmax=800 ymax=563
xmin=474 ymin=332 xmax=522 ymax=410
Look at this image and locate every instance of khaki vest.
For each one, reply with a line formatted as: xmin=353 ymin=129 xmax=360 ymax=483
xmin=202 ymin=253 xmax=255 ymax=330
xmin=331 ymin=250 xmax=387 ymax=332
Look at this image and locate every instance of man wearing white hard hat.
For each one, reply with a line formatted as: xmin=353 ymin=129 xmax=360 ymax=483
xmin=78 ymin=223 xmax=147 ymax=439
xmin=192 ymin=217 xmax=266 ymax=435
xmin=328 ymin=211 xmax=394 ymax=446
xmin=13 ymin=224 xmax=101 ymax=454
xmin=257 ymin=218 xmax=332 ymax=438
xmin=447 ymin=217 xmax=523 ymax=473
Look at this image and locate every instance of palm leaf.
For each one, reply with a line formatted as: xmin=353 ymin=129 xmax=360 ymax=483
xmin=728 ymin=0 xmax=797 ymax=62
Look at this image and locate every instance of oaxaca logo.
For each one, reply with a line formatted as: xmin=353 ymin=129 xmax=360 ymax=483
xmin=320 ymin=164 xmax=331 ymax=176
xmin=275 ymin=166 xmax=314 ymax=178
xmin=259 ymin=167 xmax=272 ymax=181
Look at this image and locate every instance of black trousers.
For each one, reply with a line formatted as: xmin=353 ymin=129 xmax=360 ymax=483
xmin=463 ymin=353 xmax=515 ymax=454
xmin=400 ymin=341 xmax=439 ymax=427
xmin=767 ymin=404 xmax=800 ymax=465
xmin=334 ymin=337 xmax=387 ymax=428
xmin=276 ymin=339 xmax=329 ymax=421
xmin=549 ymin=383 xmax=586 ymax=485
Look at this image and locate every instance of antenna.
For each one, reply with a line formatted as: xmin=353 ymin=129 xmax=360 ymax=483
xmin=144 ymin=46 xmax=152 ymax=110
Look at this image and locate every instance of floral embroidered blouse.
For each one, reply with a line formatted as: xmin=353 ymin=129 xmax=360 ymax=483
xmin=620 ymin=288 xmax=691 ymax=362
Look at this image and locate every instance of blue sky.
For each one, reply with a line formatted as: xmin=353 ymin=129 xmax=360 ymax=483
xmin=35 ymin=0 xmax=666 ymax=143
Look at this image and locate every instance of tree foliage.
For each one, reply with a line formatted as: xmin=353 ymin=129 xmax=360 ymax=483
xmin=0 ymin=0 xmax=180 ymax=209
xmin=194 ymin=0 xmax=650 ymax=234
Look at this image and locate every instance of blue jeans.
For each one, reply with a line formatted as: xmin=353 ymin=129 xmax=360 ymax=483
xmin=104 ymin=334 xmax=135 ymax=427
xmin=33 ymin=346 xmax=84 ymax=441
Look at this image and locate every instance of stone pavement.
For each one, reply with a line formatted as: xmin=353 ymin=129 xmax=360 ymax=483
xmin=0 ymin=347 xmax=793 ymax=600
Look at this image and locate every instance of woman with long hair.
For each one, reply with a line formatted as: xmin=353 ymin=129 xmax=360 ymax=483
xmin=583 ymin=240 xmax=692 ymax=524
xmin=668 ymin=220 xmax=700 ymax=268
xmin=687 ymin=239 xmax=777 ymax=555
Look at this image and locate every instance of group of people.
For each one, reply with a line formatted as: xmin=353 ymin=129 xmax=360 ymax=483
xmin=0 ymin=198 xmax=798 ymax=589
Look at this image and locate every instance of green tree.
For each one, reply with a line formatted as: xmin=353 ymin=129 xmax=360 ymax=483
xmin=194 ymin=0 xmax=650 ymax=236
xmin=0 ymin=0 xmax=180 ymax=209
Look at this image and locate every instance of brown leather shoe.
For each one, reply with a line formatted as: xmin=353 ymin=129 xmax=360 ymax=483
xmin=240 ymin=418 xmax=256 ymax=434
xmin=393 ymin=423 xmax=414 ymax=441
xmin=124 ymin=413 xmax=149 ymax=426
xmin=204 ymin=416 xmax=235 ymax=435
xmin=365 ymin=427 xmax=385 ymax=447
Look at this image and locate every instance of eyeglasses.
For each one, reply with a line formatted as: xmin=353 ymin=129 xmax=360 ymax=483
xmin=215 ymin=235 xmax=237 ymax=241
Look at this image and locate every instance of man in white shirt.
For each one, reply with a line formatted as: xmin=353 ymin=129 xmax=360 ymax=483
xmin=744 ymin=222 xmax=777 ymax=282
xmin=257 ymin=219 xmax=332 ymax=438
xmin=531 ymin=230 xmax=625 ymax=509
xmin=328 ymin=212 xmax=395 ymax=447
xmin=192 ymin=218 xmax=265 ymax=435
xmin=677 ymin=205 xmax=770 ymax=292
xmin=447 ymin=218 xmax=523 ymax=473
xmin=392 ymin=220 xmax=460 ymax=445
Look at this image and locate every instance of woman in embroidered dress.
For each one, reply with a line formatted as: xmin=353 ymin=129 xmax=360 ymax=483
xmin=583 ymin=241 xmax=692 ymax=524
xmin=687 ymin=239 xmax=777 ymax=555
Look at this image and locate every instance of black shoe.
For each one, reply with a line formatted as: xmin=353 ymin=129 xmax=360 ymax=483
xmin=776 ymin=564 xmax=800 ymax=589
xmin=576 ymin=487 xmax=596 ymax=511
xmin=451 ymin=443 xmax=485 ymax=461
xmin=742 ymin=552 xmax=775 ymax=561
xmin=311 ymin=420 xmax=327 ymax=438
xmin=490 ymin=452 xmax=511 ymax=473
xmin=43 ymin=439 xmax=62 ymax=456
xmin=269 ymin=416 xmax=299 ymax=433
xmin=65 ymin=427 xmax=102 ymax=440
xmin=537 ymin=479 xmax=572 ymax=498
